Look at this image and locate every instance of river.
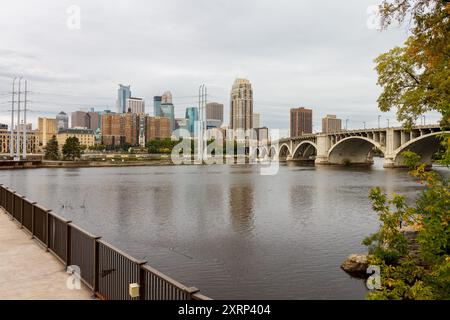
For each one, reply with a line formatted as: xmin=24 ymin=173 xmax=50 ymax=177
xmin=0 ymin=158 xmax=434 ymax=299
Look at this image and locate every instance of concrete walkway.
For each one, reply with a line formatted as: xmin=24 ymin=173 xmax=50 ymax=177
xmin=0 ymin=209 xmax=92 ymax=299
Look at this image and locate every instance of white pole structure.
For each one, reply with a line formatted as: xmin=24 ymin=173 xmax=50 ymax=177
xmin=10 ymin=77 xmax=16 ymax=158
xmin=16 ymin=77 xmax=23 ymax=160
xmin=22 ymin=80 xmax=27 ymax=159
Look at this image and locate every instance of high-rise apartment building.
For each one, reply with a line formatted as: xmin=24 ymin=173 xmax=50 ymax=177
xmin=126 ymin=97 xmax=145 ymax=114
xmin=38 ymin=117 xmax=58 ymax=146
xmin=206 ymin=102 xmax=224 ymax=124
xmin=101 ymin=113 xmax=170 ymax=146
xmin=145 ymin=117 xmax=171 ymax=141
xmin=322 ymin=114 xmax=342 ymax=133
xmin=290 ymin=107 xmax=312 ymax=137
xmin=117 ymin=84 xmax=131 ymax=113
xmin=230 ymin=78 xmax=253 ymax=132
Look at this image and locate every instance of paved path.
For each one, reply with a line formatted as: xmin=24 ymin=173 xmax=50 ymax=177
xmin=0 ymin=209 xmax=92 ymax=299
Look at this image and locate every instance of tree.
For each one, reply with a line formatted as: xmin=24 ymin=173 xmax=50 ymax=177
xmin=62 ymin=137 xmax=82 ymax=161
xmin=44 ymin=135 xmax=60 ymax=160
xmin=365 ymin=0 xmax=450 ymax=300
xmin=375 ymin=0 xmax=450 ymax=127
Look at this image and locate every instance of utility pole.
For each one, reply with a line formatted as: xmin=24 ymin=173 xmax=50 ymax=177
xmin=378 ymin=115 xmax=381 ymax=129
xmin=10 ymin=77 xmax=16 ymax=158
xmin=345 ymin=119 xmax=349 ymax=130
xmin=387 ymin=118 xmax=390 ymax=128
xmin=197 ymin=84 xmax=207 ymax=163
xmin=423 ymin=115 xmax=426 ymax=125
xmin=22 ymin=80 xmax=28 ymax=159
xmin=363 ymin=121 xmax=366 ymax=129
xmin=16 ymin=77 xmax=23 ymax=160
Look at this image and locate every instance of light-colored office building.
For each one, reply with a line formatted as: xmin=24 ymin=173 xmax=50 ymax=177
xmin=126 ymin=97 xmax=145 ymax=114
xmin=38 ymin=117 xmax=58 ymax=146
xmin=252 ymin=113 xmax=261 ymax=128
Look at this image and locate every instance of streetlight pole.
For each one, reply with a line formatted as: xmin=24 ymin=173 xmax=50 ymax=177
xmin=345 ymin=119 xmax=349 ymax=130
xmin=387 ymin=119 xmax=390 ymax=128
xmin=378 ymin=115 xmax=381 ymax=129
xmin=423 ymin=115 xmax=426 ymax=125
xmin=10 ymin=77 xmax=16 ymax=158
xmin=363 ymin=121 xmax=366 ymax=129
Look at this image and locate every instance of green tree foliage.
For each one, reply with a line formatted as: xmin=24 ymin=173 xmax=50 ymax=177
xmin=44 ymin=135 xmax=60 ymax=160
xmin=364 ymin=152 xmax=450 ymax=299
xmin=146 ymin=139 xmax=179 ymax=154
xmin=375 ymin=0 xmax=450 ymax=127
xmin=62 ymin=137 xmax=82 ymax=161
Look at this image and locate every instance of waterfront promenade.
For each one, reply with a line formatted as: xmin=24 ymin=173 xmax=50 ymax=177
xmin=0 ymin=209 xmax=92 ymax=299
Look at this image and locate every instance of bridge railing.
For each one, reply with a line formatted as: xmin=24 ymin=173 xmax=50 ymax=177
xmin=0 ymin=184 xmax=210 ymax=301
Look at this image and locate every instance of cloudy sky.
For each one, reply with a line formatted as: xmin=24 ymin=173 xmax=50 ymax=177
xmin=0 ymin=0 xmax=441 ymax=133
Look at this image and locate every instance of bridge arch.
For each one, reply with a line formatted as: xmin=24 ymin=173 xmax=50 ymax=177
xmin=278 ymin=143 xmax=291 ymax=160
xmin=328 ymin=136 xmax=384 ymax=165
xmin=291 ymin=141 xmax=317 ymax=160
xmin=392 ymin=131 xmax=447 ymax=167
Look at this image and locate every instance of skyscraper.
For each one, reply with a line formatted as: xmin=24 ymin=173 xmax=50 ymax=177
xmin=153 ymin=96 xmax=162 ymax=117
xmin=322 ymin=114 xmax=342 ymax=133
xmin=230 ymin=78 xmax=253 ymax=132
xmin=206 ymin=102 xmax=224 ymax=124
xmin=161 ymin=91 xmax=173 ymax=104
xmin=160 ymin=102 xmax=175 ymax=133
xmin=185 ymin=107 xmax=199 ymax=135
xmin=56 ymin=111 xmax=69 ymax=131
xmin=290 ymin=107 xmax=312 ymax=137
xmin=117 ymin=84 xmax=131 ymax=113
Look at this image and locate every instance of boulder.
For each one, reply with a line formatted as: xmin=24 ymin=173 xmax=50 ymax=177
xmin=341 ymin=253 xmax=368 ymax=277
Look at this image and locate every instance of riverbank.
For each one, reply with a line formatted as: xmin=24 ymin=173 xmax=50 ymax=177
xmin=0 ymin=159 xmax=175 ymax=170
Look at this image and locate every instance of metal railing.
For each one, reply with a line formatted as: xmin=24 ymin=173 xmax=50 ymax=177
xmin=0 ymin=184 xmax=211 ymax=301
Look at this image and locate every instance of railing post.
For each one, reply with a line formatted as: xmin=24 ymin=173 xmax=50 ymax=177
xmin=45 ymin=210 xmax=51 ymax=251
xmin=93 ymin=236 xmax=102 ymax=297
xmin=31 ymin=203 xmax=35 ymax=239
xmin=186 ymin=287 xmax=200 ymax=300
xmin=138 ymin=262 xmax=147 ymax=300
xmin=10 ymin=191 xmax=15 ymax=220
xmin=20 ymin=196 xmax=25 ymax=228
xmin=66 ymin=223 xmax=72 ymax=269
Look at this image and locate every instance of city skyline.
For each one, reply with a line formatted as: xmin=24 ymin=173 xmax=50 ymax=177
xmin=0 ymin=0 xmax=443 ymax=131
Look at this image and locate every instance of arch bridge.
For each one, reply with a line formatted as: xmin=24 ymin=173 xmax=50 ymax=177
xmin=266 ymin=125 xmax=447 ymax=168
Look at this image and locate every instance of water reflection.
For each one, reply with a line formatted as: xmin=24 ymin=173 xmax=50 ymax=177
xmin=0 ymin=159 xmax=442 ymax=299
